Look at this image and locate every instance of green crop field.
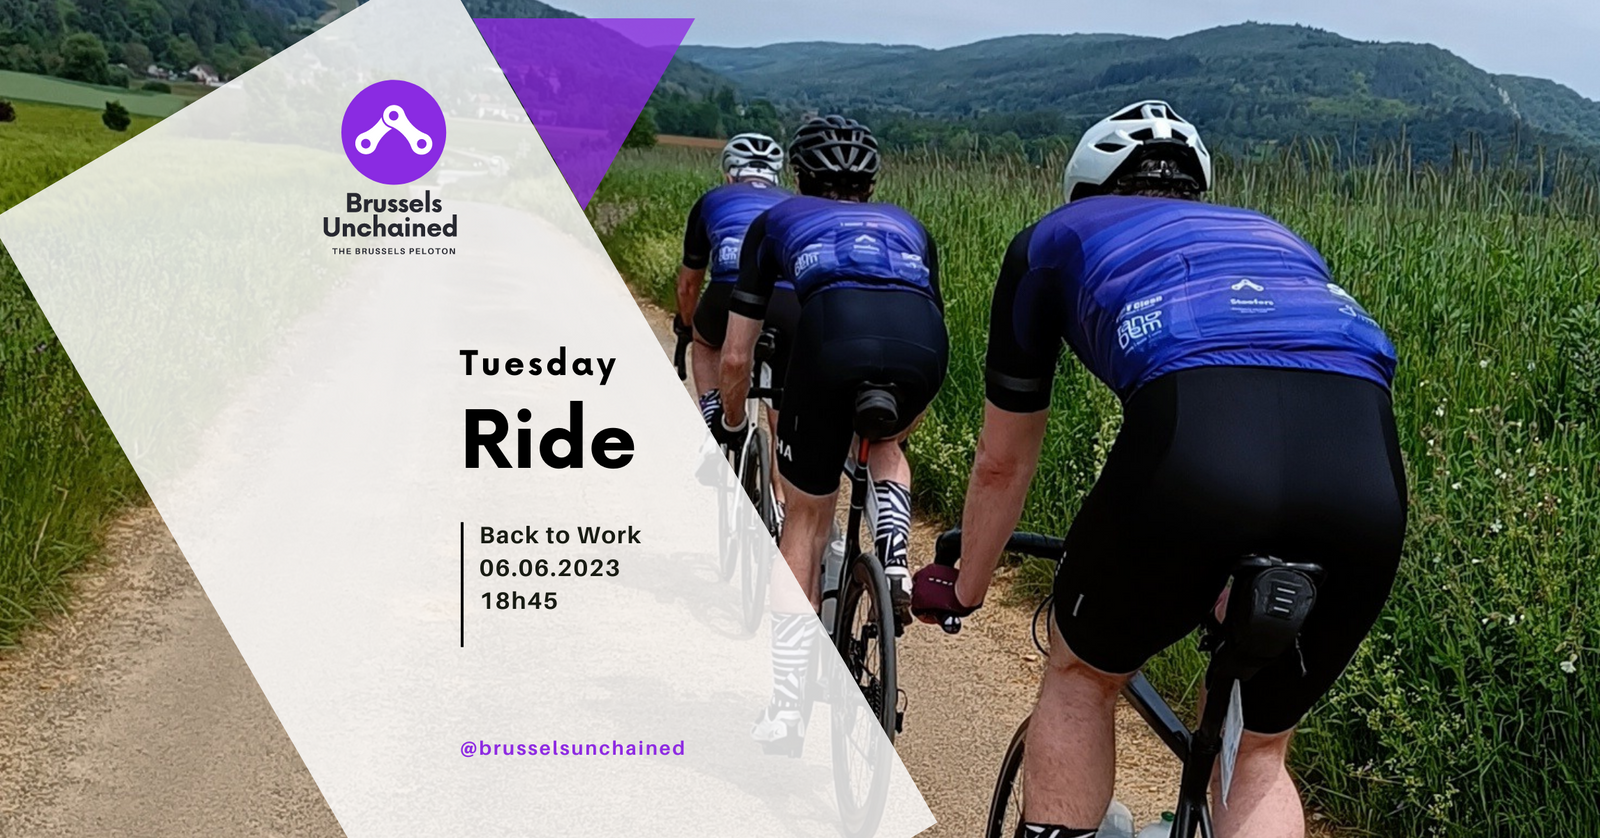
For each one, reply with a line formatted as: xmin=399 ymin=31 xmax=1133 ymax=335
xmin=589 ymin=144 xmax=1600 ymax=837
xmin=0 ymin=70 xmax=194 ymax=118
xmin=0 ymin=101 xmax=157 ymax=645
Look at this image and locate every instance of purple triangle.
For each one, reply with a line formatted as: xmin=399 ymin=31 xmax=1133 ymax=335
xmin=476 ymin=18 xmax=693 ymax=208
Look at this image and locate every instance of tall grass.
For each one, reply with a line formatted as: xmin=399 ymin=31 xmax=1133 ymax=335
xmin=589 ymin=144 xmax=1600 ymax=836
xmin=0 ymin=102 xmax=157 ymax=646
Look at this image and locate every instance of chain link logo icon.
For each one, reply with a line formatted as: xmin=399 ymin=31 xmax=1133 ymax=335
xmin=341 ymin=80 xmax=446 ymax=185
xmin=355 ymin=105 xmax=434 ymax=156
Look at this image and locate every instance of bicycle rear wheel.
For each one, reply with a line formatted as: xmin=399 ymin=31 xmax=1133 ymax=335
xmin=716 ymin=444 xmax=742 ymax=582
xmin=830 ymin=552 xmax=897 ymax=837
xmin=739 ymin=426 xmax=773 ymax=634
xmin=985 ymin=715 xmax=1030 ymax=838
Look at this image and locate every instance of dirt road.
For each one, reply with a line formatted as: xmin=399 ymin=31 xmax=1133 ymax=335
xmin=0 ymin=509 xmax=343 ymax=837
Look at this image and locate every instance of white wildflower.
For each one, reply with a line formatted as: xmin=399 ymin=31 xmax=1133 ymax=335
xmin=1451 ymin=482 xmax=1463 ymax=490
xmin=1490 ymin=520 xmax=1504 ymax=533
xmin=1480 ymin=359 xmax=1490 ymax=369
xmin=1560 ymin=659 xmax=1577 ymax=675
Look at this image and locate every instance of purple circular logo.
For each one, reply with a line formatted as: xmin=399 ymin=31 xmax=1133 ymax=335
xmin=341 ymin=80 xmax=446 ymax=185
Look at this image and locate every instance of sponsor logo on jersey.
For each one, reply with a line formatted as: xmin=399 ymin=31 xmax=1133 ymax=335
xmin=1117 ymin=310 xmax=1164 ymax=349
xmin=1230 ymin=278 xmax=1266 ymax=292
xmin=1121 ymin=294 xmax=1164 ymax=316
xmin=1339 ymin=304 xmax=1381 ymax=327
xmin=716 ymin=237 xmax=743 ymax=269
xmin=1327 ymin=282 xmax=1354 ymax=300
xmin=794 ymin=246 xmax=823 ymax=275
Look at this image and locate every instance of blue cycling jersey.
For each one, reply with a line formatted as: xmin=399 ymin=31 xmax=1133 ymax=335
xmin=986 ymin=195 xmax=1397 ymax=409
xmin=733 ymin=196 xmax=940 ymax=311
xmin=681 ymin=181 xmax=792 ymax=285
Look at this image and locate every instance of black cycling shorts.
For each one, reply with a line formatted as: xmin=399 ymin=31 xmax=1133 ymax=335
xmin=777 ymin=288 xmax=948 ymax=496
xmin=693 ymin=286 xmax=799 ymax=392
xmin=1053 ymin=366 xmax=1407 ymax=734
xmin=692 ymin=281 xmax=735 ymax=348
xmin=761 ymin=287 xmax=801 ymax=393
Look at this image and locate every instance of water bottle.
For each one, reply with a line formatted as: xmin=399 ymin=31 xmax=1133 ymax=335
xmin=1098 ymin=799 xmax=1135 ymax=838
xmin=818 ymin=523 xmax=846 ymax=628
xmin=1135 ymin=812 xmax=1175 ymax=838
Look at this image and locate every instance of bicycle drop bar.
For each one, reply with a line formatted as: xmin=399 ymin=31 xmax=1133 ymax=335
xmin=932 ymin=528 xmax=1066 ymax=568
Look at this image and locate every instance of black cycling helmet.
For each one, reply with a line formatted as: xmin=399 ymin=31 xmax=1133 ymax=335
xmin=789 ymin=115 xmax=880 ymax=190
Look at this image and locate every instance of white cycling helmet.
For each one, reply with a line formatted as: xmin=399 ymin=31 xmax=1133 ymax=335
xmin=722 ymin=133 xmax=784 ymax=182
xmin=1063 ymin=100 xmax=1212 ymax=203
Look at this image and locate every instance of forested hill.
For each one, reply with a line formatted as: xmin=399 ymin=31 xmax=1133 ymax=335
xmin=680 ymin=23 xmax=1600 ymax=162
xmin=0 ymin=0 xmax=316 ymax=81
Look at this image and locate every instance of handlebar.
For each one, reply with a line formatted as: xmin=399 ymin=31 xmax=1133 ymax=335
xmin=933 ymin=528 xmax=1065 ymax=568
xmin=672 ymin=318 xmax=691 ymax=381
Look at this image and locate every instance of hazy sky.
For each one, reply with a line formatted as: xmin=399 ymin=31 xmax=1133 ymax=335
xmin=555 ymin=0 xmax=1600 ymax=101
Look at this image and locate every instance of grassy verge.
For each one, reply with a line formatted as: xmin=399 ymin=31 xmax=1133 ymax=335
xmin=0 ymin=70 xmax=193 ymax=118
xmin=588 ymin=144 xmax=1600 ymax=836
xmin=0 ymin=102 xmax=159 ymax=646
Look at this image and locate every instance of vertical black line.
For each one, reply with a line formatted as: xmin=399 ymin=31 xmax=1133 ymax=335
xmin=459 ymin=521 xmax=465 ymax=648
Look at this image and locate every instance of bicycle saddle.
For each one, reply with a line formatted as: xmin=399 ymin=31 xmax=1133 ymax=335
xmin=853 ymin=384 xmax=900 ymax=440
xmin=754 ymin=327 xmax=779 ymax=362
xmin=1211 ymin=555 xmax=1323 ymax=681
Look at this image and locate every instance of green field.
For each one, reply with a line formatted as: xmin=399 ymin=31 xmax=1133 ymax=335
xmin=0 ymin=70 xmax=194 ymax=118
xmin=589 ymin=145 xmax=1600 ymax=837
xmin=0 ymin=101 xmax=157 ymax=645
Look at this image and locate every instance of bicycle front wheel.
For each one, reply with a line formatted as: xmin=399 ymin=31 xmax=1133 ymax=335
xmin=985 ymin=715 xmax=1030 ymax=838
xmin=716 ymin=446 xmax=740 ymax=582
xmin=830 ymin=552 xmax=897 ymax=837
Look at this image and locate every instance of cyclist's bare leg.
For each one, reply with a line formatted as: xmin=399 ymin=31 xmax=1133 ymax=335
xmin=1023 ymin=621 xmax=1131 ymax=827
xmin=691 ymin=336 xmax=719 ymax=399
xmin=770 ymin=476 xmax=836 ymax=613
xmin=1210 ymin=729 xmax=1302 ymax=838
xmin=766 ymin=407 xmax=786 ymax=508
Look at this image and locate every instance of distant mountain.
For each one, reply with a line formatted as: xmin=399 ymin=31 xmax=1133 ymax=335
xmin=461 ymin=0 xmax=733 ymax=97
xmin=680 ymin=23 xmax=1600 ymax=162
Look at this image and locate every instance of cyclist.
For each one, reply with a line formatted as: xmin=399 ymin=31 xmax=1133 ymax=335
xmin=716 ymin=116 xmax=948 ymax=748
xmin=675 ymin=133 xmax=798 ymax=448
xmin=912 ymin=101 xmax=1407 ymax=838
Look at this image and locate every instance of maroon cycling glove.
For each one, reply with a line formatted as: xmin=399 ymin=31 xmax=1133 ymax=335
xmin=911 ymin=564 xmax=981 ymax=629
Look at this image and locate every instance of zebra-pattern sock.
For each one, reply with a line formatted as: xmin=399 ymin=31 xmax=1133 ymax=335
xmin=698 ymin=389 xmax=722 ymax=429
xmin=869 ymin=479 xmax=912 ymax=570
xmin=768 ymin=612 xmax=817 ymax=711
xmin=1017 ymin=825 xmax=1095 ymax=838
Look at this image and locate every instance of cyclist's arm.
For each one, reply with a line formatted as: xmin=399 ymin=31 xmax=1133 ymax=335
xmin=677 ymin=196 xmax=711 ymax=324
xmin=956 ymin=224 xmax=1061 ymax=607
xmin=721 ymin=211 xmax=778 ymax=426
xmin=957 ymin=405 xmax=1048 ymax=607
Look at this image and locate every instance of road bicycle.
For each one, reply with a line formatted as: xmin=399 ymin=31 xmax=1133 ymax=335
xmin=810 ymin=383 xmax=908 ymax=837
xmin=676 ymin=321 xmax=780 ymax=633
xmin=929 ymin=529 xmax=1322 ymax=838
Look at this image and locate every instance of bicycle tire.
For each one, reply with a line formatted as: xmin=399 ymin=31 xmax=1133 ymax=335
xmin=830 ymin=552 xmax=897 ymax=838
xmin=985 ymin=715 xmax=1030 ymax=838
xmin=739 ymin=427 xmax=773 ymax=634
xmin=716 ymin=446 xmax=740 ymax=582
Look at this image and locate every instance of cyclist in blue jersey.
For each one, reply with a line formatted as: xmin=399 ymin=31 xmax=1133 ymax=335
xmin=913 ymin=102 xmax=1407 ymax=838
xmin=675 ymin=134 xmax=797 ymax=439
xmin=717 ymin=116 xmax=948 ymax=747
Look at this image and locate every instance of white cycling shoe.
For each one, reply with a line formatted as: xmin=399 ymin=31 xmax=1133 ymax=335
xmin=752 ymin=706 xmax=805 ymax=757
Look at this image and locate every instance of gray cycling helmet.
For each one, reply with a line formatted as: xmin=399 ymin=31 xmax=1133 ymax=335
xmin=722 ymin=133 xmax=784 ymax=182
xmin=789 ymin=115 xmax=880 ymax=189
